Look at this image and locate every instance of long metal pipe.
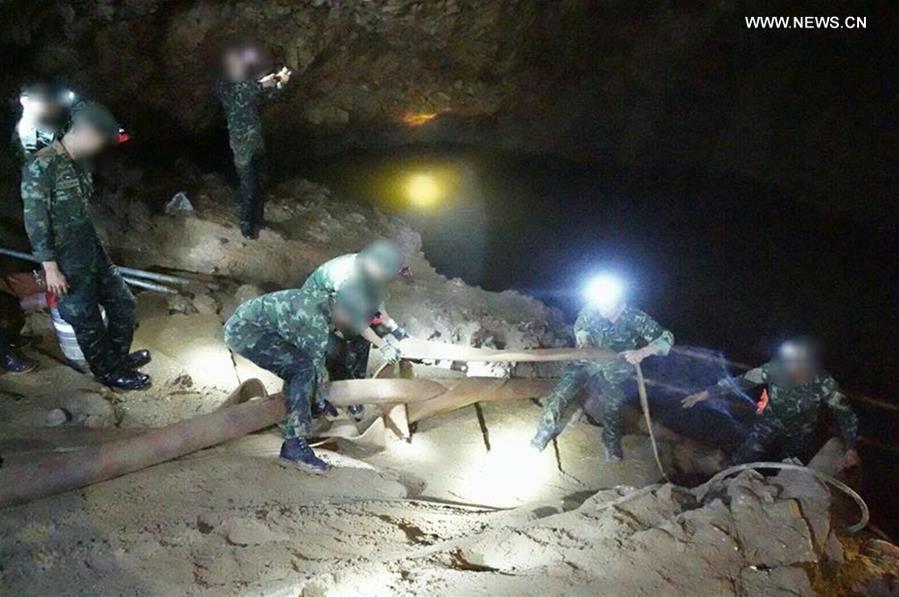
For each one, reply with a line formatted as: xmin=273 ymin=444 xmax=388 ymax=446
xmin=0 ymin=247 xmax=191 ymax=285
xmin=121 ymin=276 xmax=178 ymax=294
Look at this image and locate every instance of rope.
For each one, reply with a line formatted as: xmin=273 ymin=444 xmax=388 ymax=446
xmin=634 ymin=362 xmax=669 ymax=482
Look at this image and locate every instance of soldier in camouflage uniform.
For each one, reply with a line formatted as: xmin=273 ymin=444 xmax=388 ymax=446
xmin=682 ymin=337 xmax=860 ymax=469
xmin=21 ymin=102 xmax=151 ymax=390
xmin=531 ymin=278 xmax=674 ymax=461
xmin=223 ymin=283 xmax=373 ymax=471
xmin=216 ymin=45 xmax=292 ymax=238
xmin=299 ymin=240 xmax=408 ymax=417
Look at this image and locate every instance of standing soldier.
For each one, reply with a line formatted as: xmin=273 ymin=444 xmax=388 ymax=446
xmin=224 ymin=283 xmax=374 ymax=471
xmin=682 ymin=337 xmax=860 ymax=469
xmin=531 ymin=275 xmax=675 ymax=461
xmin=21 ymin=102 xmax=151 ymax=390
xmin=299 ymin=240 xmax=409 ymax=417
xmin=216 ymin=44 xmax=291 ymax=239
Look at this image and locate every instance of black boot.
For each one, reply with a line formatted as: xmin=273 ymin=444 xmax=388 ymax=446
xmin=98 ymin=369 xmax=151 ymax=391
xmin=124 ymin=350 xmax=152 ymax=369
xmin=1 ymin=353 xmax=38 ymax=374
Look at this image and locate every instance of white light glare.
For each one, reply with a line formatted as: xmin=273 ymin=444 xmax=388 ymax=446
xmin=584 ymin=274 xmax=624 ymax=308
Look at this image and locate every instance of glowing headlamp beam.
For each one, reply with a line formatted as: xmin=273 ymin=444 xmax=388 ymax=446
xmin=584 ymin=274 xmax=624 ymax=308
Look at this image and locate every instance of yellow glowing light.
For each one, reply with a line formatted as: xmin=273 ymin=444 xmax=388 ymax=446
xmin=402 ymin=112 xmax=439 ymax=126
xmin=405 ymin=173 xmax=443 ymax=208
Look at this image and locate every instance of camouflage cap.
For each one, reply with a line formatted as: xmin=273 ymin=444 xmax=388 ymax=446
xmin=359 ymin=239 xmax=403 ymax=277
xmin=71 ymin=101 xmax=120 ymax=140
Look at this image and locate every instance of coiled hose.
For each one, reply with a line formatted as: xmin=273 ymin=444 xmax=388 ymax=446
xmin=699 ymin=461 xmax=869 ymax=533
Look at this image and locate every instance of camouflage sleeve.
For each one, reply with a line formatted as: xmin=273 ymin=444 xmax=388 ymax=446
xmin=261 ymin=82 xmax=281 ymax=100
xmin=633 ymin=310 xmax=675 ymax=355
xmin=821 ymin=375 xmax=858 ymax=449
xmin=573 ymin=306 xmax=595 ymax=345
xmin=710 ymin=363 xmax=769 ymax=396
xmin=21 ymin=157 xmax=56 ymax=262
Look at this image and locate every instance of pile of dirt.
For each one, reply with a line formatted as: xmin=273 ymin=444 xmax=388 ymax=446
xmin=1 ymin=421 xmax=893 ymax=595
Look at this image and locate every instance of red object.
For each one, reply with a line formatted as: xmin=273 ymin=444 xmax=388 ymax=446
xmin=370 ymin=313 xmax=384 ymax=326
xmin=116 ymin=131 xmax=130 ymax=144
xmin=756 ymin=388 xmax=769 ymax=414
xmin=46 ymin=291 xmax=58 ymax=309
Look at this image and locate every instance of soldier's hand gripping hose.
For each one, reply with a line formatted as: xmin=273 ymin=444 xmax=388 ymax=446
xmin=379 ymin=338 xmax=402 ymax=364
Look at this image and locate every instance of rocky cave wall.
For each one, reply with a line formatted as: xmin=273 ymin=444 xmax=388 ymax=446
xmin=0 ymin=0 xmax=893 ymax=219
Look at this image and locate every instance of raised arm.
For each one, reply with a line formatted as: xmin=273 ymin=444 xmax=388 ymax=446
xmin=682 ymin=363 xmax=769 ymax=409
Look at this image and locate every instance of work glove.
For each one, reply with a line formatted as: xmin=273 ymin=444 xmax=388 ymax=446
xmin=574 ymin=331 xmax=590 ymax=349
xmin=379 ymin=342 xmax=402 ymax=364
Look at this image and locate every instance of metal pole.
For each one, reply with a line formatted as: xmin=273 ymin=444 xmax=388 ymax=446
xmin=121 ymin=276 xmax=178 ymax=295
xmin=0 ymin=246 xmax=191 ymax=286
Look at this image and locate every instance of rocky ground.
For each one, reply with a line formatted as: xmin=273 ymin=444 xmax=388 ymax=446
xmin=0 ymin=177 xmax=896 ymax=595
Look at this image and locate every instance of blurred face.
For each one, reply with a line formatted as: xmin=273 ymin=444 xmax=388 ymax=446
xmin=21 ymin=95 xmax=61 ymax=122
xmin=66 ymin=123 xmax=108 ymax=156
xmin=597 ymin=301 xmax=625 ymax=320
xmin=778 ymin=343 xmax=819 ymax=383
xmin=332 ymin=304 xmax=356 ymax=333
xmin=223 ymin=46 xmax=259 ymax=79
xmin=360 ymin=257 xmax=391 ymax=282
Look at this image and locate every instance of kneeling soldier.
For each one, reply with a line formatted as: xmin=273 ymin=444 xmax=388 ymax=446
xmin=21 ymin=102 xmax=150 ymax=390
xmin=224 ymin=283 xmax=374 ymax=471
xmin=682 ymin=337 xmax=860 ymax=469
xmin=531 ymin=276 xmax=674 ymax=461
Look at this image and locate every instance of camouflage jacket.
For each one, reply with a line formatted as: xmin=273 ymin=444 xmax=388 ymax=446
xmin=21 ymin=140 xmax=104 ymax=271
xmin=712 ymin=361 xmax=859 ymax=448
xmin=13 ymin=118 xmax=59 ymax=160
xmin=298 ymin=253 xmax=385 ymax=335
xmin=574 ymin=305 xmax=674 ymax=355
xmin=216 ymin=78 xmax=280 ymax=162
xmin=230 ymin=289 xmax=331 ymax=366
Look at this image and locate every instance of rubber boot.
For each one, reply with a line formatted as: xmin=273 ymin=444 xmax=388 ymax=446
xmin=98 ymin=369 xmax=151 ymax=391
xmin=1 ymin=352 xmax=38 ymax=374
xmin=604 ymin=443 xmax=623 ymax=463
xmin=124 ymin=350 xmax=152 ymax=370
xmin=530 ymin=426 xmax=556 ymax=451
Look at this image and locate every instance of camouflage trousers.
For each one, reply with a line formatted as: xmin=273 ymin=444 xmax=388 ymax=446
xmin=223 ymin=319 xmax=318 ymax=440
xmin=325 ymin=333 xmax=370 ymax=381
xmin=0 ymin=327 xmax=12 ymax=358
xmin=731 ymin=419 xmax=817 ymax=465
xmin=57 ymin=258 xmax=136 ymax=376
xmin=536 ymin=359 xmax=633 ymax=454
xmin=232 ymin=144 xmax=268 ymax=236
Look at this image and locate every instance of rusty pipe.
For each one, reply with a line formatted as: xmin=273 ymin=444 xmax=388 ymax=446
xmin=0 ymin=384 xmax=284 ymax=509
xmin=0 ymin=377 xmax=506 ymax=508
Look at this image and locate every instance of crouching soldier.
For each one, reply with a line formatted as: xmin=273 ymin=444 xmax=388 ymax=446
xmin=224 ymin=283 xmax=374 ymax=471
xmin=531 ymin=276 xmax=674 ymax=461
xmin=300 ymin=240 xmax=410 ymax=417
xmin=21 ymin=102 xmax=150 ymax=390
xmin=682 ymin=337 xmax=860 ymax=470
